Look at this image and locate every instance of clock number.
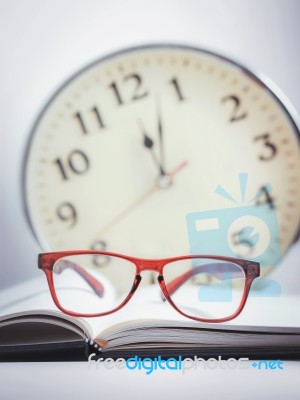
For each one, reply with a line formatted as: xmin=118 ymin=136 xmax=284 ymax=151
xmin=91 ymin=106 xmax=105 ymax=129
xmin=90 ymin=239 xmax=111 ymax=267
xmin=109 ymin=82 xmax=123 ymax=105
xmin=254 ymin=133 xmax=277 ymax=161
xmin=74 ymin=112 xmax=88 ymax=134
xmin=54 ymin=150 xmax=90 ymax=181
xmin=56 ymin=202 xmax=77 ymax=227
xmin=74 ymin=106 xmax=105 ymax=134
xmin=123 ymin=73 xmax=148 ymax=101
xmin=221 ymin=95 xmax=247 ymax=122
xmin=109 ymin=73 xmax=148 ymax=105
xmin=255 ymin=185 xmax=276 ymax=209
xmin=170 ymin=77 xmax=185 ymax=101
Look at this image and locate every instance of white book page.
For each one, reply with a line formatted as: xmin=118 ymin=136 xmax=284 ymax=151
xmin=0 ymin=273 xmax=115 ymax=339
xmin=88 ymin=284 xmax=300 ymax=339
xmin=0 ymin=276 xmax=55 ymax=316
xmin=0 ymin=275 xmax=300 ymax=341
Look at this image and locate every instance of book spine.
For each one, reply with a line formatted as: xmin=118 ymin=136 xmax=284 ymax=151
xmin=85 ymin=338 xmax=103 ymax=355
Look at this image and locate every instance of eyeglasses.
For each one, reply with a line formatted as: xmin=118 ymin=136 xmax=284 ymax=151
xmin=38 ymin=251 xmax=260 ymax=323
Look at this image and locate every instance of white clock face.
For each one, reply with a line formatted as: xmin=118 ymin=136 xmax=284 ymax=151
xmin=24 ymin=45 xmax=300 ymax=272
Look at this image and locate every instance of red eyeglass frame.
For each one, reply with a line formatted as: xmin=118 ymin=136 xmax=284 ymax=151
xmin=38 ymin=250 xmax=260 ymax=323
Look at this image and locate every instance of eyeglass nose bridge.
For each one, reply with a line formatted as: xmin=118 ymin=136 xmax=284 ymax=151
xmin=136 ymin=258 xmax=165 ymax=274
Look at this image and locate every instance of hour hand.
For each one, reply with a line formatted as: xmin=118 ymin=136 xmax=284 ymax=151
xmin=137 ymin=119 xmax=166 ymax=176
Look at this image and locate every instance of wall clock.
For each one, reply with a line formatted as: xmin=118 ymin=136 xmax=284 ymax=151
xmin=23 ymin=44 xmax=300 ymax=282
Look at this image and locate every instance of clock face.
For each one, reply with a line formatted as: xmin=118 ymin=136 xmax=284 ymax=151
xmin=24 ymin=45 xmax=300 ymax=274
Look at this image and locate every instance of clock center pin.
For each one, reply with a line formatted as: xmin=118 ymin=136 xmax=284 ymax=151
xmin=157 ymin=174 xmax=172 ymax=189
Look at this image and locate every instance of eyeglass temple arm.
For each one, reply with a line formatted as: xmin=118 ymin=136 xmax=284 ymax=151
xmin=55 ymin=260 xmax=104 ymax=297
xmin=163 ymin=263 xmax=237 ymax=299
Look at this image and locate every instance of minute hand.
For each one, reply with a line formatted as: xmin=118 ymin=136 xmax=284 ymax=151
xmin=156 ymin=95 xmax=166 ymax=176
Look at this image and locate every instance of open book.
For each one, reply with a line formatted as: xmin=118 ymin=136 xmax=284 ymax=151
xmin=1 ymin=275 xmax=300 ymax=361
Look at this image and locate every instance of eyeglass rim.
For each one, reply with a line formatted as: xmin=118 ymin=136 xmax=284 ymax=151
xmin=38 ymin=250 xmax=260 ymax=323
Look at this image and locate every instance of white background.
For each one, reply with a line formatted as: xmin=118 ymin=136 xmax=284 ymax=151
xmin=0 ymin=0 xmax=299 ymax=398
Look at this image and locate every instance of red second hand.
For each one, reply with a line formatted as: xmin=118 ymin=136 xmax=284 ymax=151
xmin=98 ymin=160 xmax=188 ymax=235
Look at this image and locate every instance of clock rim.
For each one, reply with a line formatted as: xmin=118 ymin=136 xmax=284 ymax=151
xmin=21 ymin=42 xmax=300 ymax=252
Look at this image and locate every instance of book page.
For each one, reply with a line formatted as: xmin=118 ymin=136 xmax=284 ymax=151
xmin=86 ymin=283 xmax=189 ymax=337
xmin=89 ymin=284 xmax=300 ymax=339
xmin=0 ymin=274 xmax=113 ymax=339
xmin=0 ymin=276 xmax=56 ymax=316
xmin=0 ymin=320 xmax=84 ymax=346
xmin=0 ymin=277 xmax=93 ymax=340
xmin=0 ymin=269 xmax=116 ymax=317
xmin=1 ymin=274 xmax=300 ymax=342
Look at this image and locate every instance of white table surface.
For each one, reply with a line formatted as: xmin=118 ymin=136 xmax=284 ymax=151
xmin=0 ymin=361 xmax=299 ymax=400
